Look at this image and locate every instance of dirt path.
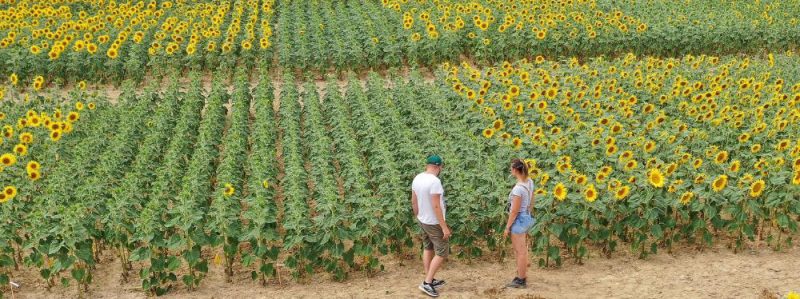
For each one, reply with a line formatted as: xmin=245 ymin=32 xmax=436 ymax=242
xmin=9 ymin=243 xmax=799 ymax=299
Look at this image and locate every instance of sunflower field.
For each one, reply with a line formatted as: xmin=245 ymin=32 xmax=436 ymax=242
xmin=2 ymin=0 xmax=800 ymax=81
xmin=386 ymin=0 xmax=800 ymax=63
xmin=446 ymin=52 xmax=800 ymax=264
xmin=1 ymin=0 xmax=800 ymax=297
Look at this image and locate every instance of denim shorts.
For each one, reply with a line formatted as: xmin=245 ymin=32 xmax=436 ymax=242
xmin=511 ymin=213 xmax=535 ymax=235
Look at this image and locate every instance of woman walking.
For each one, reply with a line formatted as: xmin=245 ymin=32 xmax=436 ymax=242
xmin=504 ymin=158 xmax=535 ymax=289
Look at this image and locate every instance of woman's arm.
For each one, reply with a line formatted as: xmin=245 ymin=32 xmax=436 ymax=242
xmin=528 ymin=194 xmax=534 ymax=214
xmin=505 ymin=195 xmax=522 ymax=231
xmin=529 ymin=188 xmax=535 ymax=214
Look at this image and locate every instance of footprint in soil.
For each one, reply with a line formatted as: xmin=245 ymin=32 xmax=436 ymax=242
xmin=483 ymin=287 xmax=546 ymax=299
xmin=483 ymin=287 xmax=503 ymax=297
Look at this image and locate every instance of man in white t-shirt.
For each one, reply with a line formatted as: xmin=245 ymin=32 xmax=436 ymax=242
xmin=411 ymin=155 xmax=449 ymax=297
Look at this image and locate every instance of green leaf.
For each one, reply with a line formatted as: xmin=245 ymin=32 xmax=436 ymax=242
xmin=71 ymin=268 xmax=86 ymax=282
xmin=650 ymin=224 xmax=664 ymax=239
xmin=167 ymin=256 xmax=181 ymax=271
xmin=130 ymin=247 xmax=150 ymax=262
xmin=777 ymin=214 xmax=790 ymax=229
xmin=182 ymin=275 xmax=194 ymax=287
xmin=75 ymin=244 xmax=94 ymax=264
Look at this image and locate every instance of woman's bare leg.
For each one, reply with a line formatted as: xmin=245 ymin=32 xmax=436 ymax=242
xmin=511 ymin=234 xmax=528 ymax=279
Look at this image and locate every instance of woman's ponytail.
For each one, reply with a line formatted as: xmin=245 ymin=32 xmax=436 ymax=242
xmin=511 ymin=158 xmax=529 ymax=176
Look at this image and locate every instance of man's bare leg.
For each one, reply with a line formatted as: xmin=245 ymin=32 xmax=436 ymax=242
xmin=423 ymin=249 xmax=434 ymax=276
xmin=424 ymin=255 xmax=445 ymax=283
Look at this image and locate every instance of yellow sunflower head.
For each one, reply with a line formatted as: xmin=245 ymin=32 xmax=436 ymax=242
xmin=647 ymin=168 xmax=665 ymax=188
xmin=748 ymin=180 xmax=765 ymax=198
xmin=482 ymin=128 xmax=495 ymax=139
xmin=223 ymin=183 xmax=235 ymax=197
xmin=13 ymin=144 xmax=27 ymax=156
xmin=679 ymin=191 xmax=693 ymax=205
xmin=50 ymin=130 xmax=62 ymax=142
xmin=712 ymin=175 xmax=728 ymax=192
xmin=26 ymin=161 xmax=40 ymax=173
xmin=511 ymin=137 xmax=523 ymax=149
xmin=19 ymin=132 xmax=33 ymax=144
xmin=583 ymin=184 xmax=598 ymax=202
xmin=1 ymin=185 xmax=17 ymax=202
xmin=714 ymin=150 xmax=729 ymax=164
xmin=614 ymin=186 xmax=630 ymax=200
xmin=28 ymin=170 xmax=41 ymax=181
xmin=553 ymin=183 xmax=567 ymax=201
xmin=0 ymin=153 xmax=16 ymax=167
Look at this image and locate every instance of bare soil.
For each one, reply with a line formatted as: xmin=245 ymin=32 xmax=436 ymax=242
xmin=6 ymin=243 xmax=799 ymax=299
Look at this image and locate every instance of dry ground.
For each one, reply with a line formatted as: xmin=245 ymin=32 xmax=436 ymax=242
xmin=6 ymin=242 xmax=799 ymax=299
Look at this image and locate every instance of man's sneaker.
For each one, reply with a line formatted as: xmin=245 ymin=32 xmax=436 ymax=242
xmin=431 ymin=278 xmax=446 ymax=289
xmin=418 ymin=282 xmax=439 ymax=297
xmin=506 ymin=277 xmax=527 ymax=289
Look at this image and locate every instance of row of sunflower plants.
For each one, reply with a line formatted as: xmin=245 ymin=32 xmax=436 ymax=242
xmin=81 ymin=80 xmax=155 ymax=261
xmin=78 ymin=81 xmax=154 ymax=284
xmin=349 ymin=74 xmax=408 ymax=261
xmin=364 ymin=72 xmax=423 ymax=251
xmin=0 ymin=103 xmax=28 ymax=286
xmin=320 ymin=76 xmax=381 ymax=273
xmin=105 ymin=73 xmax=180 ymax=283
xmin=240 ymin=64 xmax=280 ymax=286
xmin=209 ymin=68 xmax=252 ymax=281
xmin=0 ymin=87 xmax=40 ymax=290
xmin=278 ymin=73 xmax=313 ymax=279
xmin=161 ymin=71 xmax=229 ymax=291
xmin=340 ymin=76 xmax=395 ymax=271
xmin=300 ymin=80 xmax=350 ymax=280
xmin=131 ymin=69 xmax=206 ymax=295
xmin=364 ymin=72 xmax=422 ymax=193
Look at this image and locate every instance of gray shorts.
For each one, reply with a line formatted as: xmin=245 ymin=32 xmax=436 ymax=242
xmin=419 ymin=222 xmax=450 ymax=257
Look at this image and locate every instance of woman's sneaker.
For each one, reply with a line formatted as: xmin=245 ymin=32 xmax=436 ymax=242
xmin=431 ymin=278 xmax=446 ymax=289
xmin=419 ymin=282 xmax=439 ymax=297
xmin=506 ymin=277 xmax=527 ymax=289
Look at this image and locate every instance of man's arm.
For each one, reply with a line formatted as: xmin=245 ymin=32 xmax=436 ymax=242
xmin=431 ymin=194 xmax=451 ymax=239
xmin=411 ymin=190 xmax=419 ymax=216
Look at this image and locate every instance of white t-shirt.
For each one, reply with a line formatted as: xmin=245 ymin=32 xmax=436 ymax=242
xmin=412 ymin=172 xmax=446 ymax=225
